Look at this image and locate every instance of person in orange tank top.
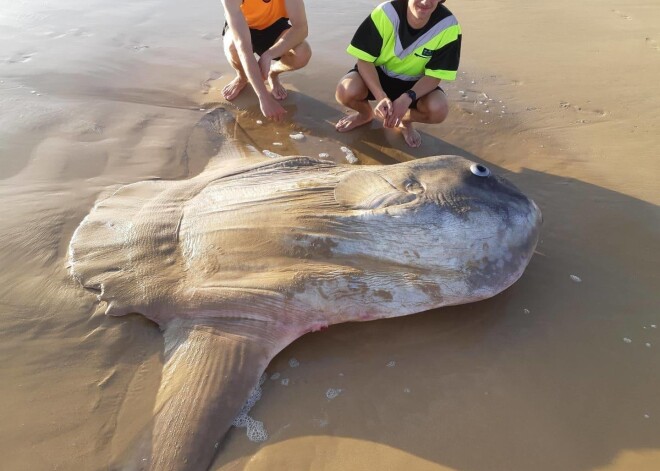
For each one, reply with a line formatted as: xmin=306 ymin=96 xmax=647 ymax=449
xmin=221 ymin=0 xmax=311 ymax=121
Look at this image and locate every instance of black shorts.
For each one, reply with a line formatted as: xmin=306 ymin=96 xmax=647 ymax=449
xmin=223 ymin=17 xmax=291 ymax=57
xmin=349 ymin=65 xmax=444 ymax=110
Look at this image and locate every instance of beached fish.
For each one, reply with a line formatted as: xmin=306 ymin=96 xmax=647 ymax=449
xmin=68 ymin=108 xmax=541 ymax=471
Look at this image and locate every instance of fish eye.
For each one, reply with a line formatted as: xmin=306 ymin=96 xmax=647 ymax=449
xmin=404 ymin=179 xmax=424 ymax=194
xmin=470 ymin=163 xmax=491 ymax=177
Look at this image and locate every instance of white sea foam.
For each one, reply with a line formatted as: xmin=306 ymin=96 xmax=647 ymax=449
xmin=326 ymin=388 xmax=342 ymax=399
xmin=263 ymin=150 xmax=282 ymax=159
xmin=232 ymin=373 xmax=268 ymax=442
xmin=245 ymin=416 xmax=268 ymax=442
xmin=340 ymin=146 xmax=358 ymax=164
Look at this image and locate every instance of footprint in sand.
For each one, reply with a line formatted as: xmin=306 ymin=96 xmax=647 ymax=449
xmin=201 ymin=33 xmax=222 ymax=41
xmin=559 ymin=101 xmax=607 ymax=118
xmin=612 ymin=9 xmax=632 ymax=21
xmin=646 ymin=37 xmax=659 ymax=52
xmin=6 ymin=52 xmax=35 ymax=64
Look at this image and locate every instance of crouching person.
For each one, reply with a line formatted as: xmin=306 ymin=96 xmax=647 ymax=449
xmin=222 ymin=0 xmax=312 ymax=121
xmin=335 ymin=0 xmax=461 ymax=147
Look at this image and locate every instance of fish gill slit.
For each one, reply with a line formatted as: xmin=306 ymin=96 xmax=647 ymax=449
xmin=175 ymin=211 xmax=184 ymax=244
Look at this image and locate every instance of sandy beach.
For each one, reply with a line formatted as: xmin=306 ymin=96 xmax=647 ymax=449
xmin=1 ymin=0 xmax=659 ymax=470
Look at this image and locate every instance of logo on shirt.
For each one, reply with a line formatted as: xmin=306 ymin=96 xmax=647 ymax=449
xmin=414 ymin=48 xmax=434 ymax=59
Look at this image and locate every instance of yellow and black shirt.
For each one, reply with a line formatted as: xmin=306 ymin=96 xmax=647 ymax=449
xmin=348 ymin=0 xmax=461 ymax=81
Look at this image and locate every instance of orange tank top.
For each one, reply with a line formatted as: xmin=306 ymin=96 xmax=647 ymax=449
xmin=240 ymin=0 xmax=288 ymax=30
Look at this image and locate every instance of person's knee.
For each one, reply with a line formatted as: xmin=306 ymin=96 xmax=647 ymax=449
xmin=295 ymin=41 xmax=312 ymax=67
xmin=335 ymin=79 xmax=359 ymax=105
xmin=281 ymin=41 xmax=311 ymax=70
xmin=335 ymin=82 xmax=349 ymax=104
xmin=336 ymin=74 xmax=367 ymax=104
xmin=425 ymin=95 xmax=449 ymax=123
xmin=223 ymin=36 xmax=239 ymax=59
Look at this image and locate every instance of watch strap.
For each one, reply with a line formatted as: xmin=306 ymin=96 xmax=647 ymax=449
xmin=404 ymin=89 xmax=417 ymax=107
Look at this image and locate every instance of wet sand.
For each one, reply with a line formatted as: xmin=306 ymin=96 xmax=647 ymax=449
xmin=1 ymin=0 xmax=659 ymax=470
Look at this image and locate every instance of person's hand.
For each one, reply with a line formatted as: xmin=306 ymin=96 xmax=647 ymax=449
xmin=384 ymin=94 xmax=412 ymax=128
xmin=259 ymin=93 xmax=287 ymax=121
xmin=374 ymin=97 xmax=393 ymax=122
xmin=258 ymin=51 xmax=273 ymax=80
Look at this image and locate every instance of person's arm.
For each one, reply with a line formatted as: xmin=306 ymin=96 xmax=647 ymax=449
xmin=356 ymin=60 xmax=392 ymax=122
xmin=222 ymin=0 xmax=286 ymax=120
xmin=385 ymin=76 xmax=441 ymax=128
xmin=261 ymin=0 xmax=308 ymax=62
xmin=346 ymin=7 xmax=393 ymax=121
xmin=356 ymin=60 xmax=386 ymax=101
xmin=410 ymin=77 xmax=442 ymax=99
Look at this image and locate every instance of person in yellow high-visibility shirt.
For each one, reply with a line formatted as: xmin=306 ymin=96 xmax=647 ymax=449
xmin=221 ymin=0 xmax=312 ymax=122
xmin=335 ymin=0 xmax=461 ymax=147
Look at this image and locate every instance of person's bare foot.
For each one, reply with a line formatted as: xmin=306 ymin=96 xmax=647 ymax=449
xmin=222 ymin=76 xmax=248 ymax=101
xmin=400 ymin=122 xmax=422 ymax=147
xmin=268 ymin=72 xmax=287 ymax=100
xmin=335 ymin=112 xmax=373 ymax=132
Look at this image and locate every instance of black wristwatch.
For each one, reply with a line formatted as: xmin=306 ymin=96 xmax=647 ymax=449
xmin=404 ymin=89 xmax=417 ymax=106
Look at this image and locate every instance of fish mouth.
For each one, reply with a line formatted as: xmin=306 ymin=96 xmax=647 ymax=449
xmin=531 ymin=199 xmax=544 ymax=226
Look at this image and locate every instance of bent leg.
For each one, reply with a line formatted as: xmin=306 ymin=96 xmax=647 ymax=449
xmin=409 ymin=89 xmax=449 ymax=125
xmin=400 ymin=89 xmax=449 ymax=147
xmin=334 ymin=71 xmax=374 ymax=132
xmin=268 ymin=40 xmax=312 ymax=99
xmin=222 ymin=33 xmax=249 ymax=101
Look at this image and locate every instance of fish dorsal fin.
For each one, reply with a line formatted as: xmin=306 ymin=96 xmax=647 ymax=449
xmin=122 ymin=318 xmax=283 ymax=471
xmin=187 ymin=107 xmax=270 ymax=173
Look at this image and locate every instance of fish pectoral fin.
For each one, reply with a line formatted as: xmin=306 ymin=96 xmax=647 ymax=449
xmin=125 ymin=317 xmax=279 ymax=471
xmin=334 ymin=169 xmax=415 ymax=210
